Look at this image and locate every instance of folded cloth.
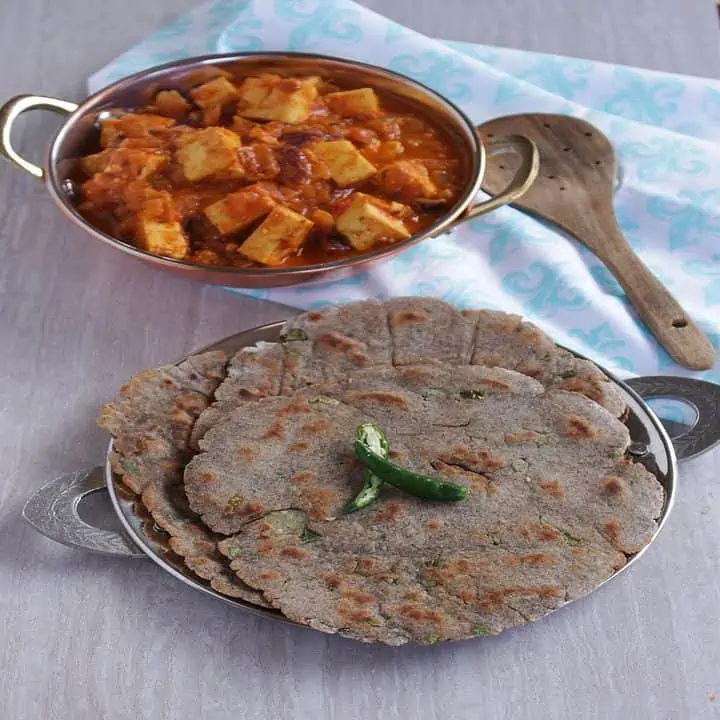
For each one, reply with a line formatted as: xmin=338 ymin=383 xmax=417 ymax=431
xmin=89 ymin=0 xmax=720 ymax=386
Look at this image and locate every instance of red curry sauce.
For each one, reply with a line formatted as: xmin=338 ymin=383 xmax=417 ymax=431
xmin=74 ymin=69 xmax=466 ymax=268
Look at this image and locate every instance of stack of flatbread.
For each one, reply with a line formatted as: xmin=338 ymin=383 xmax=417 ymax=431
xmin=98 ymin=298 xmax=663 ymax=645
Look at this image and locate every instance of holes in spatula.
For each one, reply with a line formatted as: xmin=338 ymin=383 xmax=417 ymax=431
xmin=584 ymin=131 xmax=593 ymax=137
xmin=547 ymin=175 xmax=556 ymax=180
xmin=486 ymin=133 xmax=494 ymax=138
xmin=543 ymin=122 xmax=551 ymax=128
xmin=563 ymin=147 xmax=571 ymax=152
xmin=559 ymin=186 xmax=566 ymax=191
xmin=498 ymin=164 xmax=505 ymax=170
xmin=595 ymin=160 xmax=603 ymax=166
xmin=672 ymin=318 xmax=688 ymax=328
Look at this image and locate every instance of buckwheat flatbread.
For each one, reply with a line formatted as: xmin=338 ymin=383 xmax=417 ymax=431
xmin=182 ymin=363 xmax=661 ymax=644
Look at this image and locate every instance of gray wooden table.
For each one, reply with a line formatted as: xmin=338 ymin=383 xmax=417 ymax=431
xmin=1 ymin=1 xmax=719 ymax=719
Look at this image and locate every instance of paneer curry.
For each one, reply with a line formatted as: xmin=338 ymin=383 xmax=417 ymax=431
xmin=75 ymin=70 xmax=466 ymax=267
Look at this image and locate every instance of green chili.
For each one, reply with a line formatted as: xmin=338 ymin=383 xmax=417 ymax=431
xmin=343 ymin=424 xmax=389 ymax=514
xmin=354 ymin=431 xmax=469 ymax=502
xmin=281 ymin=328 xmax=308 ymax=342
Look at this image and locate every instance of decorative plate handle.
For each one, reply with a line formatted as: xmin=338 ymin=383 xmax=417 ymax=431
xmin=0 ymin=94 xmax=79 ymax=179
xmin=625 ymin=376 xmax=720 ymax=461
xmin=22 ymin=466 xmax=145 ymax=557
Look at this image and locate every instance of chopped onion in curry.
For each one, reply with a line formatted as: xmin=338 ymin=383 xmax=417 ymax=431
xmin=74 ymin=70 xmax=465 ymax=268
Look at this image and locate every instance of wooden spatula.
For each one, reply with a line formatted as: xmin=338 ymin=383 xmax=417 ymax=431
xmin=478 ymin=113 xmax=716 ymax=371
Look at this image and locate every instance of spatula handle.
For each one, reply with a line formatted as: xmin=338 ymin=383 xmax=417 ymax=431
xmin=602 ymin=235 xmax=715 ymax=371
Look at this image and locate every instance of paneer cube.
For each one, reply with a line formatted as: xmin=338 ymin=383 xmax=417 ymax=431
xmin=335 ymin=192 xmax=410 ymax=252
xmin=137 ymin=219 xmax=187 ymax=259
xmin=325 ymin=88 xmax=380 ymax=117
xmin=238 ymin=205 xmax=313 ymax=265
xmin=99 ymin=113 xmax=175 ymax=148
xmin=376 ymin=159 xmax=438 ymax=201
xmin=309 ymin=140 xmax=377 ymax=188
xmin=175 ymin=127 xmax=244 ymax=182
xmin=189 ymin=76 xmax=238 ymax=109
xmin=136 ymin=191 xmax=187 ymax=260
xmin=154 ymin=90 xmax=191 ymax=118
xmin=204 ymin=184 xmax=276 ymax=235
xmin=236 ymin=75 xmax=319 ymax=123
xmin=80 ymin=147 xmax=168 ymax=180
xmin=81 ymin=151 xmax=111 ymax=176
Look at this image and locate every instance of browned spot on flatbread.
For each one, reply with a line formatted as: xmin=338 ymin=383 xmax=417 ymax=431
xmin=319 ymin=332 xmax=367 ymax=360
xmin=536 ymin=585 xmax=561 ymax=600
xmin=342 ymin=590 xmax=375 ymax=605
xmin=479 ymin=378 xmax=510 ymax=390
xmin=477 ymin=354 xmax=502 ymax=367
xmin=395 ymin=603 xmax=443 ymax=628
xmin=262 ymin=417 xmax=285 ymax=440
xmin=176 ymin=395 xmax=207 ymax=414
xmin=259 ymin=571 xmax=281 ymax=581
xmin=538 ymin=479 xmax=564 ymax=499
xmin=564 ymin=415 xmax=597 ymax=440
xmin=224 ymin=495 xmax=263 ymax=517
xmin=602 ymin=477 xmax=625 ymax=498
xmin=337 ymin=605 xmax=374 ymax=623
xmin=506 ymin=553 xmax=557 ymax=568
xmin=292 ymin=482 xmax=341 ymax=520
xmin=535 ymin=523 xmax=561 ymax=542
xmin=505 ymin=430 xmax=538 ymax=444
xmin=373 ymin=501 xmax=403 ymax=523
xmin=323 ymin=572 xmax=342 ymax=589
xmin=456 ymin=588 xmax=477 ymax=604
xmin=290 ymin=441 xmax=310 ymax=453
xmin=479 ymin=589 xmax=505 ymax=613
xmin=301 ymin=419 xmax=330 ymax=434
xmin=399 ymin=366 xmax=435 ymax=382
xmin=306 ymin=311 xmax=323 ymax=322
xmin=284 ymin=400 xmax=313 ymax=415
xmin=481 ymin=584 xmax=560 ymax=612
xmin=517 ymin=363 xmax=544 ymax=379
xmin=427 ymin=521 xmax=440 ymax=530
xmin=603 ymin=520 xmax=621 ymax=544
xmin=562 ymin=376 xmax=603 ymax=403
xmin=392 ymin=310 xmax=427 ymax=324
xmin=438 ymin=447 xmax=505 ymax=472
xmin=519 ymin=326 xmax=545 ymax=344
xmin=290 ymin=470 xmax=316 ymax=485
xmin=425 ymin=557 xmax=472 ymax=585
xmin=237 ymin=445 xmax=255 ymax=461
xmin=280 ymin=546 xmax=309 ymax=560
xmin=346 ymin=390 xmax=410 ymax=409
xmin=236 ymin=387 xmax=267 ymax=400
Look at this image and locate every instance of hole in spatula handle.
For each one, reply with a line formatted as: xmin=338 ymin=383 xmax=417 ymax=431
xmin=672 ymin=318 xmax=688 ymax=329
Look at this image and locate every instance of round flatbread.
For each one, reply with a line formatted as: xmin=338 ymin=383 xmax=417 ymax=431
xmin=97 ymin=297 xmax=645 ymax=634
xmin=183 ymin=362 xmax=662 ymax=645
